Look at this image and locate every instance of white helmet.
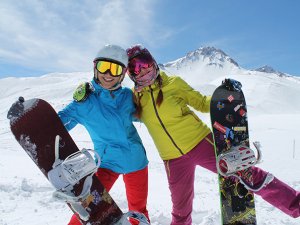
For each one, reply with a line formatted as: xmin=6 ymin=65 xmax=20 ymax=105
xmin=93 ymin=44 xmax=128 ymax=91
xmin=94 ymin=44 xmax=128 ymax=66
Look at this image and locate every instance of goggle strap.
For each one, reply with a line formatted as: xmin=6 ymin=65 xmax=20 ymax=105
xmin=93 ymin=57 xmax=125 ymax=67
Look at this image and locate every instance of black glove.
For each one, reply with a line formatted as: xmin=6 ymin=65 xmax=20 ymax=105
xmin=7 ymin=96 xmax=25 ymax=119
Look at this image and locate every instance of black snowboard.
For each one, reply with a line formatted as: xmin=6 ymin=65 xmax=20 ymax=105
xmin=210 ymin=79 xmax=257 ymax=225
xmin=8 ymin=98 xmax=123 ymax=225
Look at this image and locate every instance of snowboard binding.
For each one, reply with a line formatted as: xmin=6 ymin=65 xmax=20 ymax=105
xmin=48 ymin=135 xmax=101 ymax=221
xmin=217 ymin=142 xmax=274 ymax=192
xmin=217 ymin=142 xmax=262 ymax=177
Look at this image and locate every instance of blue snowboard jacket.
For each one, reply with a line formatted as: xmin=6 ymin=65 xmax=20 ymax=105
xmin=58 ymin=80 xmax=148 ymax=174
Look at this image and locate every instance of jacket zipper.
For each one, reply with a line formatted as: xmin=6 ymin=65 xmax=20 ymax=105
xmin=149 ymin=87 xmax=184 ymax=155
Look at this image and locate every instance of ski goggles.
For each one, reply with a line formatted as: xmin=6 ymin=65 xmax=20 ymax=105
xmin=128 ymin=53 xmax=155 ymax=76
xmin=94 ymin=60 xmax=125 ymax=77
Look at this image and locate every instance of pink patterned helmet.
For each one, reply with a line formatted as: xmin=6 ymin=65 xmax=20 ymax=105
xmin=126 ymin=44 xmax=159 ymax=92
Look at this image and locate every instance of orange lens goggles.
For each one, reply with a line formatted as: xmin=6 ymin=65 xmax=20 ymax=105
xmin=95 ymin=60 xmax=124 ymax=76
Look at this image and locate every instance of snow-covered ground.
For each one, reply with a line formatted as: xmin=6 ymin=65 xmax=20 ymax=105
xmin=1 ymin=67 xmax=300 ymax=225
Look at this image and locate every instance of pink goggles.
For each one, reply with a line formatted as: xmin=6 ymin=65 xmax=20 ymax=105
xmin=128 ymin=52 xmax=155 ymax=76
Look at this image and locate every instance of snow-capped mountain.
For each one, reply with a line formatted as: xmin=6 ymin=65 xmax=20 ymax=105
xmin=161 ymin=47 xmax=300 ymax=85
xmin=163 ymin=46 xmax=239 ymax=69
xmin=160 ymin=47 xmax=240 ymax=85
xmin=1 ymin=46 xmax=300 ymax=225
xmin=253 ymin=65 xmax=287 ymax=77
xmin=160 ymin=46 xmax=300 ymax=115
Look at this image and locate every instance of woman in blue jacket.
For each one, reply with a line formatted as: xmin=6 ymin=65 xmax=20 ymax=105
xmin=58 ymin=44 xmax=149 ymax=225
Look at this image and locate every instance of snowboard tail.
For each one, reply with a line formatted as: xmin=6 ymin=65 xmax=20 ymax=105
xmin=9 ymin=98 xmax=123 ymax=225
xmin=210 ymin=79 xmax=257 ymax=225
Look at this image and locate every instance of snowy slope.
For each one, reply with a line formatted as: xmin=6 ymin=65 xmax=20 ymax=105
xmin=1 ymin=47 xmax=300 ymax=225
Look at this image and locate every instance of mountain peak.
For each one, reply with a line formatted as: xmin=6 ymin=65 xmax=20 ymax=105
xmin=254 ymin=65 xmax=287 ymax=77
xmin=164 ymin=46 xmax=239 ymax=69
xmin=196 ymin=46 xmax=239 ymax=67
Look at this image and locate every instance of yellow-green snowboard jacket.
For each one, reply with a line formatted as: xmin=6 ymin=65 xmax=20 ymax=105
xmin=135 ymin=71 xmax=212 ymax=160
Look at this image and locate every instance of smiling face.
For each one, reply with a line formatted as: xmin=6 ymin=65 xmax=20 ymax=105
xmin=95 ymin=69 xmax=122 ymax=90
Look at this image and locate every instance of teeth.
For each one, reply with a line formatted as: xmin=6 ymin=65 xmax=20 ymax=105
xmin=103 ymin=77 xmax=113 ymax=81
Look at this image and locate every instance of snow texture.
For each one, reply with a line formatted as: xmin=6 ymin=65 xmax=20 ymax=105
xmin=1 ymin=48 xmax=300 ymax=224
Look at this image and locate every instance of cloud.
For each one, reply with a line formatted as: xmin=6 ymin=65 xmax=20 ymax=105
xmin=0 ymin=0 xmax=164 ymax=74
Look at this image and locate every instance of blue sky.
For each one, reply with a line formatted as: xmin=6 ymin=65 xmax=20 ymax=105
xmin=1 ymin=0 xmax=299 ymax=78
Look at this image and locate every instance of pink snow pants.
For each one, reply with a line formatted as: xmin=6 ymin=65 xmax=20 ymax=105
xmin=163 ymin=133 xmax=300 ymax=225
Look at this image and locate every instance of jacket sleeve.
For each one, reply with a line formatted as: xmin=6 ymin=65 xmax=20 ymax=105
xmin=57 ymin=102 xmax=79 ymax=131
xmin=176 ymin=76 xmax=211 ymax=113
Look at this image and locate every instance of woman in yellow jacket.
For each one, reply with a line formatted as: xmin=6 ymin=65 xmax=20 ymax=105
xmin=126 ymin=44 xmax=300 ymax=225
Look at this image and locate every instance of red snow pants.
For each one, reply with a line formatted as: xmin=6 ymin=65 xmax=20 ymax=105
xmin=68 ymin=167 xmax=149 ymax=225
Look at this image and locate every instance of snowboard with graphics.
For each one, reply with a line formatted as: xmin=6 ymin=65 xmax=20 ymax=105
xmin=7 ymin=98 xmax=148 ymax=225
xmin=210 ymin=79 xmax=257 ymax=225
